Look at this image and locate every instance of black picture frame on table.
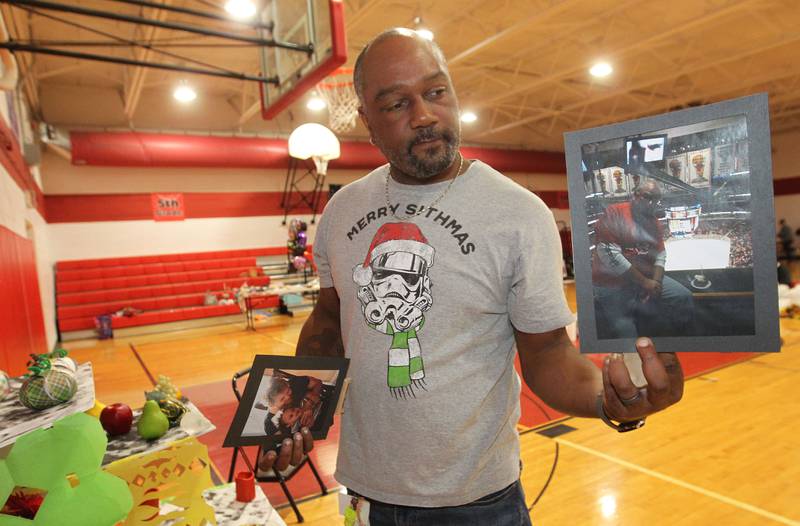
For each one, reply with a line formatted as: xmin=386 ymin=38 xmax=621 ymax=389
xmin=564 ymin=93 xmax=780 ymax=354
xmin=223 ymin=355 xmax=349 ymax=448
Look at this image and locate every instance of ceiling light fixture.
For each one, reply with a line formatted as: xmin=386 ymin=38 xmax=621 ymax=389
xmin=589 ymin=62 xmax=613 ymax=78
xmin=460 ymin=111 xmax=477 ymax=123
xmin=307 ymin=95 xmax=327 ymax=111
xmin=225 ymin=0 xmax=257 ymax=19
xmin=416 ymin=28 xmax=434 ymax=41
xmin=173 ymin=83 xmax=197 ymax=103
xmin=412 ymin=16 xmax=434 ymax=41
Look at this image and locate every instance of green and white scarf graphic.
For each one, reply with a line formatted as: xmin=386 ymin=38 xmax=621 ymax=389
xmin=371 ymin=317 xmax=426 ymax=398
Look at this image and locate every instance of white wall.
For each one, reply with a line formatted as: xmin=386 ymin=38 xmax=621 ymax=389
xmin=0 ymin=165 xmax=26 ymax=237
xmin=40 ymin=151 xmax=368 ymax=194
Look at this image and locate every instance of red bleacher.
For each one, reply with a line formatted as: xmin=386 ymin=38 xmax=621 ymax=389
xmin=56 ymin=248 xmax=285 ymax=334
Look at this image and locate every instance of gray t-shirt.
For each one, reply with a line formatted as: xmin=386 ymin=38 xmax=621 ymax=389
xmin=313 ymin=160 xmax=575 ymax=507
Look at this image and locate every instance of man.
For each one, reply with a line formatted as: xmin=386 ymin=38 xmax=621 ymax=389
xmin=257 ymin=376 xmax=291 ymax=436
xmin=778 ymin=218 xmax=794 ymax=261
xmin=260 ymin=28 xmax=684 ymax=524
xmin=592 ymin=181 xmax=693 ymax=338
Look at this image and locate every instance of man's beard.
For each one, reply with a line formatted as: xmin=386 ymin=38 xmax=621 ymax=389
xmin=379 ymin=126 xmax=460 ymax=180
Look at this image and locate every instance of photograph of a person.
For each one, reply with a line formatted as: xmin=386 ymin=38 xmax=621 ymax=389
xmin=586 ymin=116 xmax=753 ymax=339
xmin=567 ymin=94 xmax=780 ymax=354
xmin=242 ymin=369 xmax=331 ymax=438
xmin=223 ymin=355 xmax=349 ymax=449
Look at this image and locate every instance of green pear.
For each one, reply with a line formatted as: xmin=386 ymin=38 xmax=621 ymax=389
xmin=136 ymin=399 xmax=169 ymax=440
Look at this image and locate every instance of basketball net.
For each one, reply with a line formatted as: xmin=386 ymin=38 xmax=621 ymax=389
xmin=316 ymin=68 xmax=358 ymax=134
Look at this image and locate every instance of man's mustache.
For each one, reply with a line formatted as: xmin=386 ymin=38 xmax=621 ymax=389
xmin=408 ymin=128 xmax=453 ymax=151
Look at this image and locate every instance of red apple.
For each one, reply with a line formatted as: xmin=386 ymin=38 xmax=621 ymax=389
xmin=100 ymin=403 xmax=134 ymax=436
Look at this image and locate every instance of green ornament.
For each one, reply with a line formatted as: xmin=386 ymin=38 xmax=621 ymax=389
xmin=0 ymin=413 xmax=132 ymax=526
xmin=157 ymin=398 xmax=188 ymax=428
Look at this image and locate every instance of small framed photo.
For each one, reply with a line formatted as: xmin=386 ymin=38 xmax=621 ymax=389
xmin=223 ymin=355 xmax=349 ymax=448
xmin=564 ymin=93 xmax=779 ymax=354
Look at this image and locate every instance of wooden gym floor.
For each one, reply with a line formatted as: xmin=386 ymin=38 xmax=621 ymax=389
xmin=64 ymin=284 xmax=800 ymax=525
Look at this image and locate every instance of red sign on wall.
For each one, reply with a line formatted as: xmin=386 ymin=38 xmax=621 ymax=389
xmin=151 ymin=193 xmax=185 ymax=221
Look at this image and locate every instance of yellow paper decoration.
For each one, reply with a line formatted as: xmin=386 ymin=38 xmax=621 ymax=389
xmin=103 ymin=437 xmax=216 ymax=526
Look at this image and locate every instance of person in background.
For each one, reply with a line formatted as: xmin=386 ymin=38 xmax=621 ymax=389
xmin=778 ymin=219 xmax=794 ymax=261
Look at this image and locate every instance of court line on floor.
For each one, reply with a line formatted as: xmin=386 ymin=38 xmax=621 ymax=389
xmin=129 ymin=343 xmax=157 ymax=386
xmin=556 ymin=437 xmax=800 ymax=526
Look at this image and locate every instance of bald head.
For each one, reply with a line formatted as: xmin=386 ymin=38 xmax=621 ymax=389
xmin=636 ymin=180 xmax=661 ymax=198
xmin=353 ymin=28 xmax=449 ymax=105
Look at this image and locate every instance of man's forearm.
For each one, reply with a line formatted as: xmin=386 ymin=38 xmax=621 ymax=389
xmin=652 ymin=265 xmax=664 ymax=283
xmin=296 ymin=306 xmax=345 ymax=357
xmin=623 ymin=265 xmax=651 ymax=288
xmin=517 ymin=329 xmax=602 ymax=418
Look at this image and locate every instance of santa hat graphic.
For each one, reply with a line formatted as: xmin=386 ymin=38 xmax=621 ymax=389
xmin=353 ymin=222 xmax=435 ymax=286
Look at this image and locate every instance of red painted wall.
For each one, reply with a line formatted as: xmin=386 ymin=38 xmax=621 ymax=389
xmin=0 ymin=225 xmax=47 ymax=375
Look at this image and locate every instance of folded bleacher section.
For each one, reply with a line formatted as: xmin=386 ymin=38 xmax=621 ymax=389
xmin=56 ymin=248 xmax=286 ymax=338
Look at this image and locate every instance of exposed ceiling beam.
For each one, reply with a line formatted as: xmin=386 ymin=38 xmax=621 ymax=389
xmin=346 ymin=0 xmax=386 ymax=31
xmin=772 ymin=106 xmax=800 ymax=120
xmin=123 ymin=0 xmax=171 ymax=122
xmin=476 ymin=31 xmax=800 ymax=137
xmin=582 ymin=69 xmax=800 ymax=129
xmin=473 ymin=0 xmax=757 ymax=111
xmin=447 ymin=0 xmax=581 ymax=66
xmin=45 ymin=141 xmax=70 ymax=161
xmin=238 ymin=99 xmax=261 ymax=126
xmin=35 ymin=62 xmax=88 ymax=80
xmin=1 ymin=4 xmax=40 ymax=118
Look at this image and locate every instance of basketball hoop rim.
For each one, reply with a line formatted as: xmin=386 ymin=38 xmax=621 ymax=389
xmin=318 ymin=67 xmax=354 ymax=90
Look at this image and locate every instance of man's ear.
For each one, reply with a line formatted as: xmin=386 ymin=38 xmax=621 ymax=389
xmin=358 ymin=107 xmax=374 ymax=144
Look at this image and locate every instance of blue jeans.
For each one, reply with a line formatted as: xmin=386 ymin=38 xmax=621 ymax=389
xmin=594 ymin=275 xmax=694 ymax=339
xmin=364 ymin=480 xmax=532 ymax=526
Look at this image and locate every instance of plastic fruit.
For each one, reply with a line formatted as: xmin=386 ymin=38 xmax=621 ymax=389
xmin=136 ymin=400 xmax=169 ymax=440
xmin=86 ymin=399 xmax=106 ymax=418
xmin=157 ymin=397 xmax=188 ymax=427
xmin=100 ymin=403 xmax=134 ymax=436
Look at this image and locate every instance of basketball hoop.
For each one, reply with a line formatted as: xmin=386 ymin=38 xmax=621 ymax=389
xmin=316 ymin=67 xmax=359 ymax=134
xmin=288 ymin=123 xmax=340 ymax=175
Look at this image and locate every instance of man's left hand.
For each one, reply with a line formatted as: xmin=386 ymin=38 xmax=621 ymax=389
xmin=601 ymin=337 xmax=683 ymax=422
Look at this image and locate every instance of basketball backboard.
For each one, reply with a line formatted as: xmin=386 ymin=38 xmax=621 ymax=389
xmin=259 ymin=0 xmax=346 ymax=119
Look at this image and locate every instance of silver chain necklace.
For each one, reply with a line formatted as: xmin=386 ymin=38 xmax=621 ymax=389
xmin=385 ymin=154 xmax=464 ymax=221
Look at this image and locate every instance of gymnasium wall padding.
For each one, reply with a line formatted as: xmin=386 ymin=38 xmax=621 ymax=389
xmin=69 ymin=132 xmax=567 ymax=174
xmin=0 ymin=224 xmax=48 ymax=375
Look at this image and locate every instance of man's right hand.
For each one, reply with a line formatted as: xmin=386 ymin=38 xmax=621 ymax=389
xmin=258 ymin=427 xmax=314 ymax=473
xmin=640 ymin=278 xmax=662 ymax=301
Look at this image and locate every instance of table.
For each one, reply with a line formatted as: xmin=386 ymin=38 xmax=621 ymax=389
xmin=243 ymin=281 xmax=321 ymax=329
xmin=244 ymin=293 xmax=278 ymax=330
xmin=102 ymin=401 xmax=216 ymax=466
xmin=159 ymin=483 xmax=286 ymax=526
xmin=0 ymin=362 xmax=96 ymax=448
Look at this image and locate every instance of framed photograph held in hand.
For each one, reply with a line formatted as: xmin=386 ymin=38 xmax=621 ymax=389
xmin=223 ymin=355 xmax=349 ymax=448
xmin=564 ymin=93 xmax=779 ymax=354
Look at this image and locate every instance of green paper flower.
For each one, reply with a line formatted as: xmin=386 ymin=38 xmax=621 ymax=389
xmin=0 ymin=413 xmax=133 ymax=526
